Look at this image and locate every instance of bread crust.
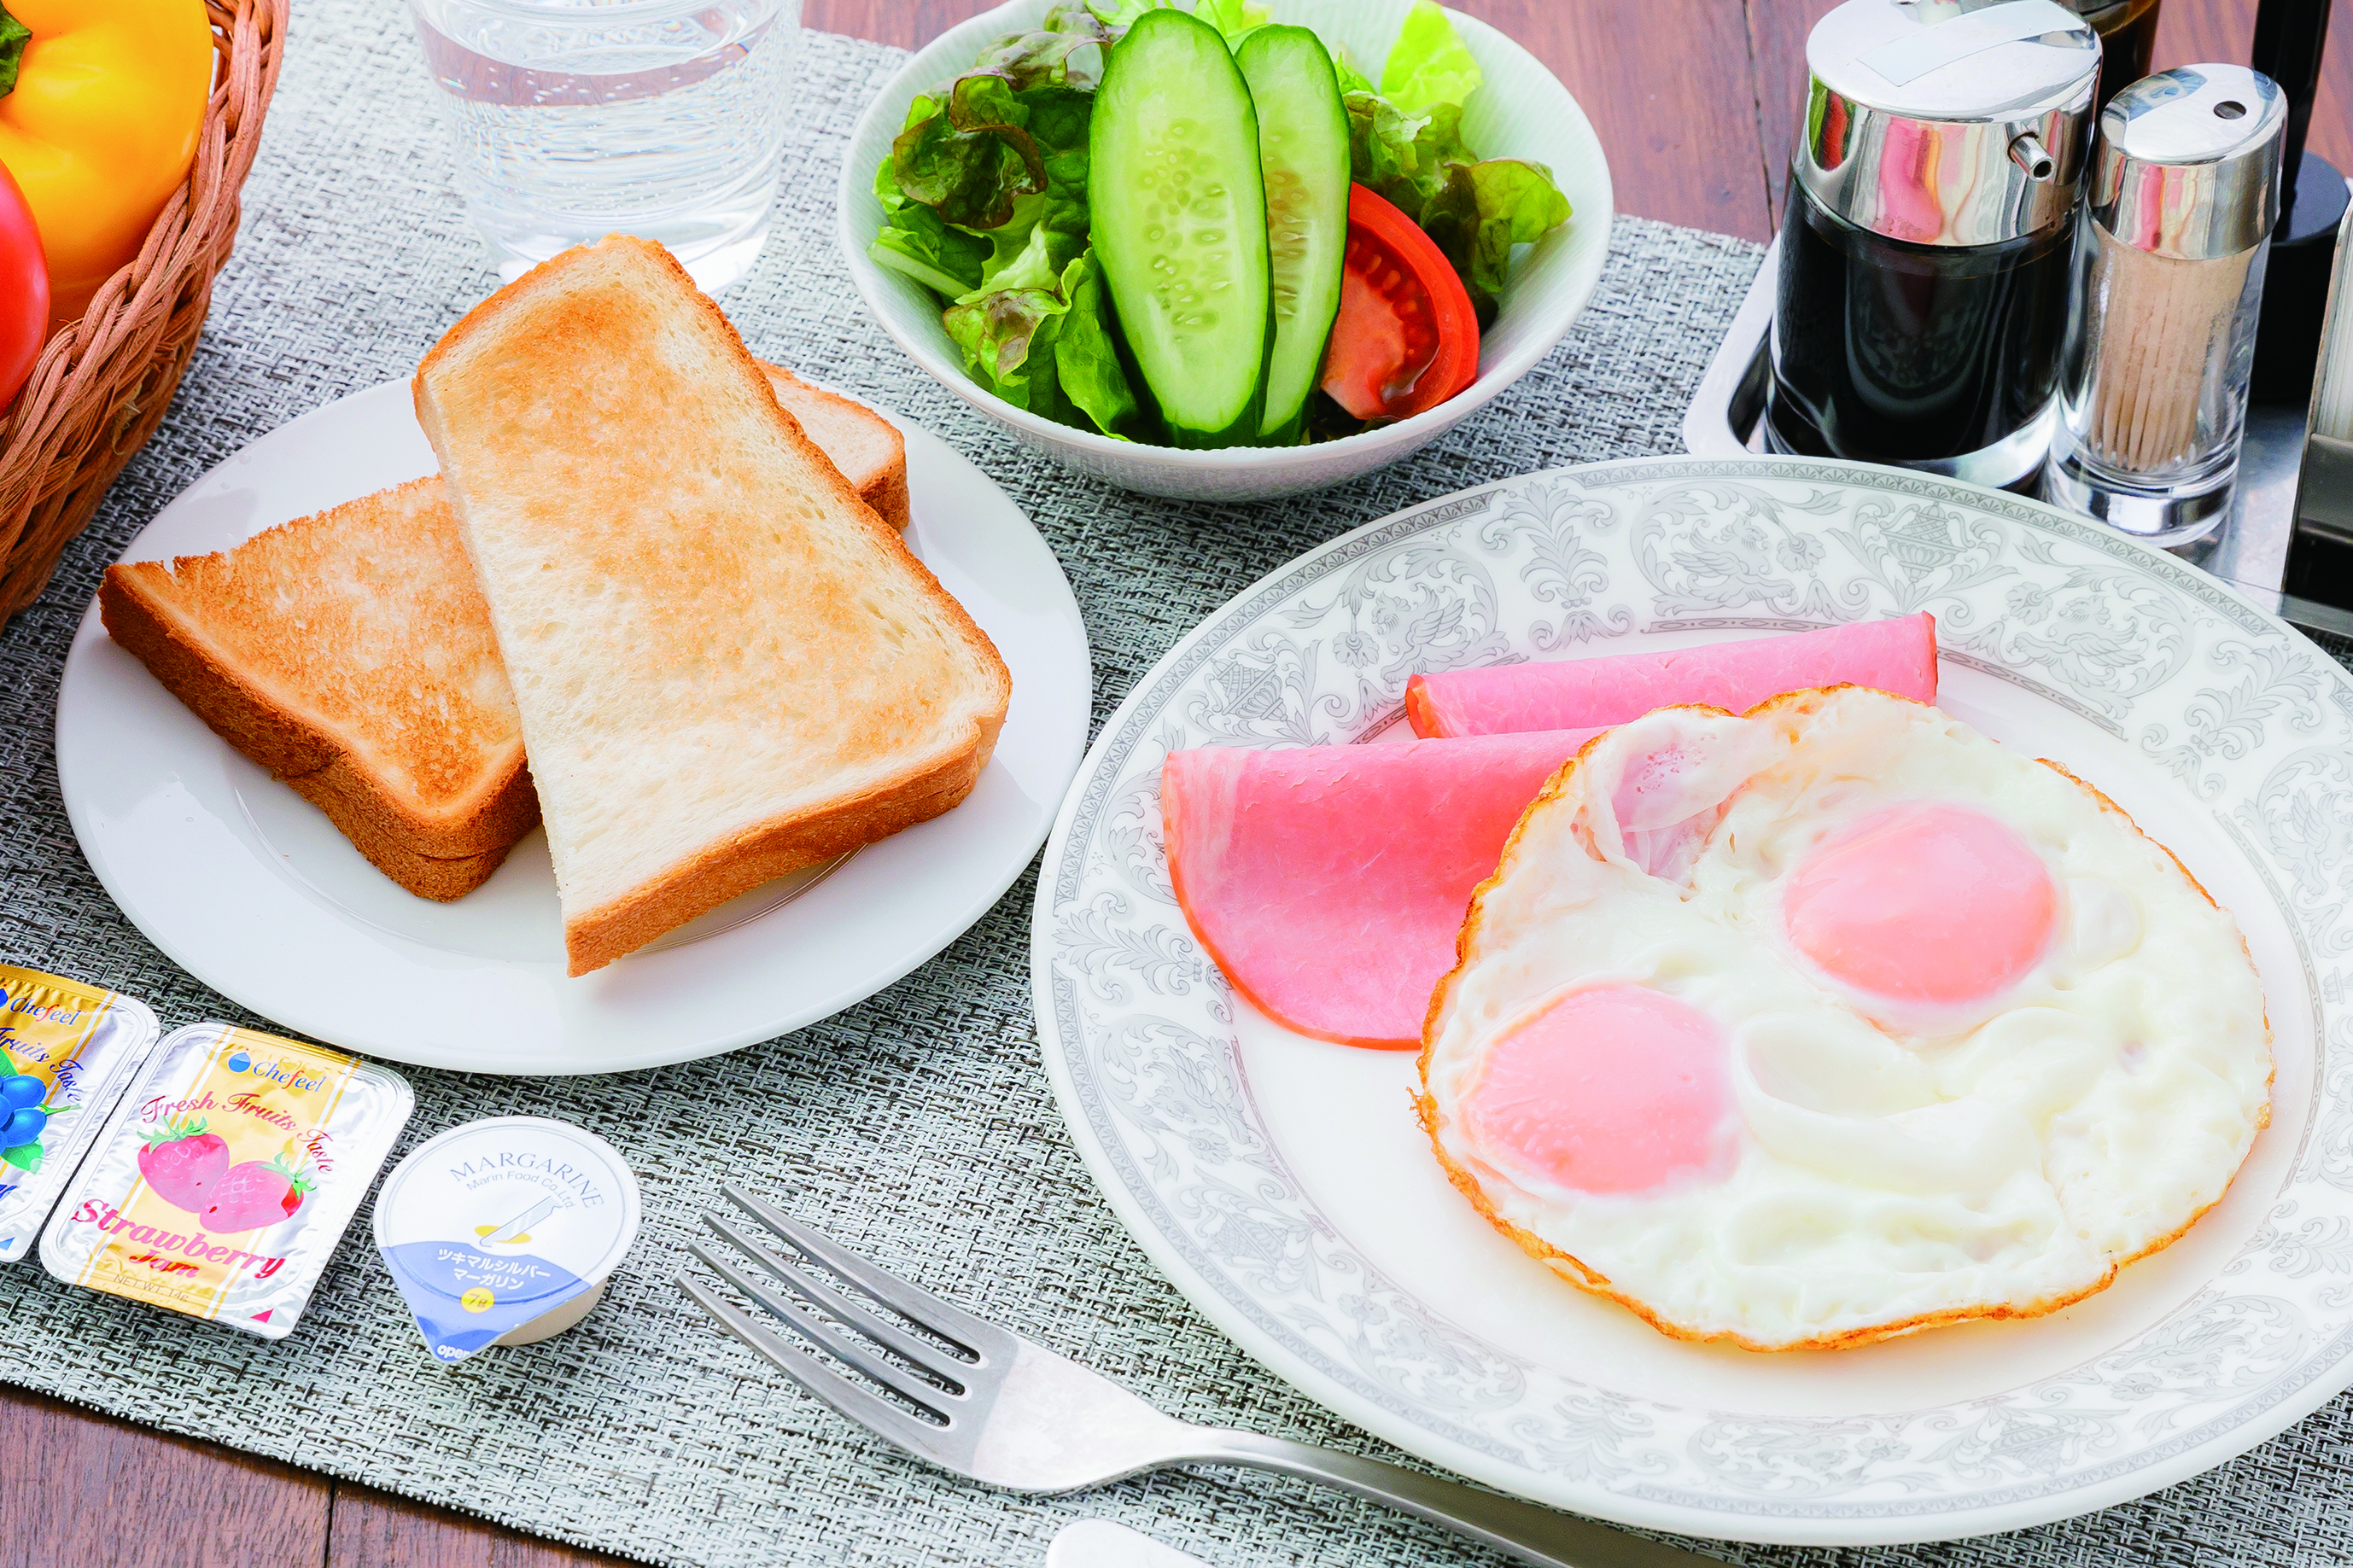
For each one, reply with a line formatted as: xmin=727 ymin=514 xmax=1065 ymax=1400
xmin=416 ymin=236 xmax=1010 ymax=975
xmin=859 ymin=455 xmax=913 ymax=535
xmin=759 ymin=364 xmax=910 ymax=532
xmin=101 ymin=339 xmax=914 ymax=915
xmin=1414 ymin=685 xmax=2272 ymax=1351
xmin=100 ymin=548 xmax=539 ymax=901
xmin=564 ymin=708 xmax=1002 ymax=974
xmin=276 ymin=803 xmax=517 ymax=901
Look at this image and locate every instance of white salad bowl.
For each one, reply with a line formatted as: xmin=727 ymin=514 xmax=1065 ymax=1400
xmin=837 ymin=0 xmax=1615 ymax=502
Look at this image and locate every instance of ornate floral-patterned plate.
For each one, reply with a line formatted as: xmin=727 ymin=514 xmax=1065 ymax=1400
xmin=1030 ymin=456 xmax=2353 ymax=1547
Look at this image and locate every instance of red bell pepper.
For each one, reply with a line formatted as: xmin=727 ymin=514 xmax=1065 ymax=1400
xmin=0 ymin=159 xmax=44 ymax=408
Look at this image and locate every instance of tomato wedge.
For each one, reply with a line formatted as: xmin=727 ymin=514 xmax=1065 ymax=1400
xmin=1319 ymin=184 xmax=1479 ymax=423
xmin=0 ymin=164 xmax=46 ymax=410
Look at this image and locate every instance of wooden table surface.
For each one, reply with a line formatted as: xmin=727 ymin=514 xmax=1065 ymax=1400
xmin=12 ymin=2 xmax=2350 ymax=1564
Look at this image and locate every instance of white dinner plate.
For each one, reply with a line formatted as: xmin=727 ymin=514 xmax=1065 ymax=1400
xmin=1031 ymin=455 xmax=2353 ymax=1546
xmin=60 ymin=379 xmax=1090 ymax=1075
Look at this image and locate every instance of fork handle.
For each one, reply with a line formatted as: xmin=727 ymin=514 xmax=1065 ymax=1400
xmin=1173 ymin=1430 xmax=1722 ymax=1568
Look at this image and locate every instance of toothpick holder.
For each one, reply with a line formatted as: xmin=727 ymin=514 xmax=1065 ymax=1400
xmin=2044 ymin=66 xmax=2288 ymax=544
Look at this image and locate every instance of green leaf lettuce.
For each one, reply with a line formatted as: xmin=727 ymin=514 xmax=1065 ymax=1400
xmin=890 ymin=74 xmax=1048 ymax=230
xmin=1419 ymin=156 xmax=1572 ymax=325
xmin=970 ymin=84 xmax=1094 ymax=291
xmin=1380 ymin=0 xmax=1482 ymax=115
xmin=945 ymin=248 xmax=1139 ymax=439
xmin=1336 ymin=2 xmax=1574 ymax=325
xmin=1054 ymin=249 xmax=1141 ymax=437
xmin=972 ymin=5 xmax=1117 ymax=90
xmin=1083 ymin=0 xmax=1266 ymax=46
xmin=1341 ymin=90 xmax=1468 ymax=217
xmin=870 ymin=127 xmax=990 ymax=297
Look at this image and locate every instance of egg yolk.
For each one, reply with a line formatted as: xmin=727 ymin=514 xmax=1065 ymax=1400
xmin=1781 ymin=801 xmax=2056 ymax=1006
xmin=1463 ymin=985 xmax=1731 ymax=1194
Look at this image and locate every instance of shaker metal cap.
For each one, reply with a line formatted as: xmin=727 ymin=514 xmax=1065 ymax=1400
xmin=2093 ymin=66 xmax=2286 ymax=259
xmin=1797 ymin=0 xmax=2102 ymax=246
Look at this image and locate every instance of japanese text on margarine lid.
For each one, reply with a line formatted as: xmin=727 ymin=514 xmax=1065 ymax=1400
xmin=373 ymin=1116 xmax=641 ymax=1364
xmin=38 ymin=1022 xmax=414 ymax=1338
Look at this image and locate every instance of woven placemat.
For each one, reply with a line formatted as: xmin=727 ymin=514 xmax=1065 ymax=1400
xmin=3 ymin=6 xmax=2350 ymax=1567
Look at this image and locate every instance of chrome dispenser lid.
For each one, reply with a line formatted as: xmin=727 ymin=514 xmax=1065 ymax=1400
xmin=1796 ymin=0 xmax=2103 ymax=247
xmin=2092 ymin=66 xmax=2287 ymax=259
xmin=2054 ymin=0 xmax=2140 ymax=22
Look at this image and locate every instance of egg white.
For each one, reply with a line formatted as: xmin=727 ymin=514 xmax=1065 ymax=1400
xmin=1418 ymin=688 xmax=2272 ymax=1351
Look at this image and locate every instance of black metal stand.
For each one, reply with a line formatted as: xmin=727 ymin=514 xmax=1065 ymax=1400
xmin=2251 ymin=150 xmax=2350 ymax=406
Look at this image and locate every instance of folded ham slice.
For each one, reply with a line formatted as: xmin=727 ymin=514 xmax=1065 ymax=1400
xmin=1163 ymin=733 xmax=1585 ymax=1049
xmin=1167 ymin=620 xmax=1943 ymax=1048
xmin=1404 ymin=614 xmax=1938 ymax=738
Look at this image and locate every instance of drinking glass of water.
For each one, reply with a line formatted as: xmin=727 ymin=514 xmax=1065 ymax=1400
xmin=407 ymin=0 xmax=798 ymax=294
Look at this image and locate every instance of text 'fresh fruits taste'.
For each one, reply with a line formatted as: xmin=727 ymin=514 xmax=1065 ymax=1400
xmin=0 ymin=1012 xmax=94 ymax=1180
xmin=0 ymin=1024 xmax=87 ymax=1178
xmin=139 ymin=1091 xmax=341 ymax=1173
xmin=0 ymin=1069 xmax=72 ymax=1182
xmin=137 ymin=1108 xmax=323 ymax=1233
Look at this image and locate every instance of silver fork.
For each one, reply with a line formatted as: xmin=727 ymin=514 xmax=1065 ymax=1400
xmin=678 ymin=1187 xmax=1720 ymax=1568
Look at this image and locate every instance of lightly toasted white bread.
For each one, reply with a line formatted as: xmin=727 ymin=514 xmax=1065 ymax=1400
xmin=414 ymin=235 xmax=1011 ymax=976
xmin=99 ymin=365 xmax=914 ymax=901
xmin=101 ymin=477 xmax=538 ymax=900
xmin=766 ymin=365 xmax=909 ymax=531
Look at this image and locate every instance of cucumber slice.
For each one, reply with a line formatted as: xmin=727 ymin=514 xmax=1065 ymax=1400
xmin=1235 ymin=26 xmax=1350 ymax=445
xmin=1089 ymin=9 xmax=1271 ymax=448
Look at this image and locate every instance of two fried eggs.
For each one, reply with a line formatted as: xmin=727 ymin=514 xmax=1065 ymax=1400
xmin=1417 ymin=686 xmax=2272 ymax=1351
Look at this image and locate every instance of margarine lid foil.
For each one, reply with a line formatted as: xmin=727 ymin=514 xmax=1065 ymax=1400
xmin=39 ymin=1022 xmax=414 ymax=1339
xmin=374 ymin=1116 xmax=641 ymax=1363
xmin=0 ymin=965 xmax=161 ymax=1263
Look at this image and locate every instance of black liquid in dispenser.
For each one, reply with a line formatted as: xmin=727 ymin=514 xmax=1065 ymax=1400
xmin=1771 ymin=0 xmax=2101 ymax=488
xmin=1768 ymin=194 xmax=2074 ymax=468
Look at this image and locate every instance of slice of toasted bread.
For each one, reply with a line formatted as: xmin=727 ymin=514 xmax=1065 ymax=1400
xmin=100 ymin=478 xmax=539 ymax=900
xmin=99 ymin=370 xmax=913 ymax=903
xmin=762 ymin=364 xmax=909 ymax=531
xmin=414 ymin=236 xmax=1011 ymax=976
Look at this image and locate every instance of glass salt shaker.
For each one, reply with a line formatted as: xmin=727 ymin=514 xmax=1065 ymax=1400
xmin=2043 ymin=66 xmax=2286 ymax=542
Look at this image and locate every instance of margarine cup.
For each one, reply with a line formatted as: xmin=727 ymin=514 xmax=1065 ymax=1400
xmin=373 ymin=1116 xmax=640 ymax=1364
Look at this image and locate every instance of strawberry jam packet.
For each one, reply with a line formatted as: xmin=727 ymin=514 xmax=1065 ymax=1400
xmin=39 ymin=1021 xmax=413 ymax=1338
xmin=0 ymin=965 xmax=161 ymax=1263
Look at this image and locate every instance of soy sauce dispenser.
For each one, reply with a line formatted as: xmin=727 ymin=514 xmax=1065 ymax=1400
xmin=1766 ymin=0 xmax=2104 ymax=487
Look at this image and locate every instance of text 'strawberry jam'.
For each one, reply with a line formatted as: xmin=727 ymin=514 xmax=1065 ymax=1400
xmin=0 ymin=965 xmax=161 ymax=1262
xmin=40 ymin=1022 xmax=413 ymax=1338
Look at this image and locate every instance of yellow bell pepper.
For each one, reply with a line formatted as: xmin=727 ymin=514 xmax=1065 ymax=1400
xmin=0 ymin=0 xmax=213 ymax=325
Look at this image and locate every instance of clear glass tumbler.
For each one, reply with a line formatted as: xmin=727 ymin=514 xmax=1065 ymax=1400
xmin=407 ymin=0 xmax=799 ymax=294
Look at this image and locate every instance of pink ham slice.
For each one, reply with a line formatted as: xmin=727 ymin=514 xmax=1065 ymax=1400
xmin=1404 ymin=614 xmax=1938 ymax=738
xmin=1163 ymin=733 xmax=1585 ymax=1049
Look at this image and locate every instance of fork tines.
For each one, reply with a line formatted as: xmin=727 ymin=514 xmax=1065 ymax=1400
xmin=678 ymin=1186 xmax=1011 ymax=1467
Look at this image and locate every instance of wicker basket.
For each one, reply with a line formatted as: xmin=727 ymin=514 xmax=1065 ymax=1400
xmin=0 ymin=0 xmax=288 ymax=625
